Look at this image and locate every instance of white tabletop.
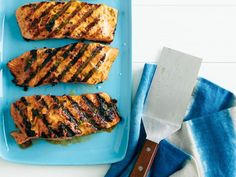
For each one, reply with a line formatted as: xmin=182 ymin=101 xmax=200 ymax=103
xmin=1 ymin=0 xmax=236 ymax=176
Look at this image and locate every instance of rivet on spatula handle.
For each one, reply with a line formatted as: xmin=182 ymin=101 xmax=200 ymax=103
xmin=130 ymin=139 xmax=159 ymax=177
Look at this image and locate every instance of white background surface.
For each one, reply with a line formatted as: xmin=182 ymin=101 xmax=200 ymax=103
xmin=1 ymin=0 xmax=236 ymax=176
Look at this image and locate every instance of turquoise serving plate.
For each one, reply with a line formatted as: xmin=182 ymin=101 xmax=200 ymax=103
xmin=0 ymin=0 xmax=132 ymax=165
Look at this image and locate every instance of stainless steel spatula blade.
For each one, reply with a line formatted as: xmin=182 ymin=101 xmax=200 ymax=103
xmin=130 ymin=47 xmax=202 ymax=177
xmin=143 ymin=47 xmax=202 ymax=143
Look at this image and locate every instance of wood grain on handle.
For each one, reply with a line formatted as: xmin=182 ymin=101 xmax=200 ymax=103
xmin=130 ymin=139 xmax=159 ymax=177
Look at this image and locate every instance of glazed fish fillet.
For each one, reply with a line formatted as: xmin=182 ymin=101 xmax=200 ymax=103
xmin=16 ymin=1 xmax=118 ymax=42
xmin=11 ymin=92 xmax=120 ymax=145
xmin=7 ymin=42 xmax=119 ymax=88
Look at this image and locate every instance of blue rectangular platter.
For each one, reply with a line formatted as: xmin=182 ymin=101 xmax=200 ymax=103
xmin=0 ymin=0 xmax=132 ymax=165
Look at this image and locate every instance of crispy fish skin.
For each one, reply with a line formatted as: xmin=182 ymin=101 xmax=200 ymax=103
xmin=7 ymin=42 xmax=119 ymax=87
xmin=16 ymin=1 xmax=118 ymax=43
xmin=10 ymin=92 xmax=120 ymax=145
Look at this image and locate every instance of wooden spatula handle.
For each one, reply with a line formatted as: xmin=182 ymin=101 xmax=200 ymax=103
xmin=130 ymin=139 xmax=159 ymax=177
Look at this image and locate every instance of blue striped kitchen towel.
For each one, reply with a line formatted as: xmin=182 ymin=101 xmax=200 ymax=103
xmin=169 ymin=78 xmax=236 ymax=177
xmin=105 ymin=64 xmax=236 ymax=177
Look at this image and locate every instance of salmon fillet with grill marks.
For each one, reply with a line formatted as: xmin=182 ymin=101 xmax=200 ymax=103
xmin=7 ymin=42 xmax=119 ymax=88
xmin=16 ymin=1 xmax=118 ymax=43
xmin=10 ymin=92 xmax=120 ymax=145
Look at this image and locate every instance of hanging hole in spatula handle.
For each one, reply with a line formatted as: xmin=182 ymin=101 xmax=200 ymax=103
xmin=130 ymin=139 xmax=159 ymax=177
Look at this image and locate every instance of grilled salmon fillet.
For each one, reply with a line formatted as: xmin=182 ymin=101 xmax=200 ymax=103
xmin=7 ymin=42 xmax=119 ymax=88
xmin=10 ymin=92 xmax=120 ymax=145
xmin=16 ymin=1 xmax=118 ymax=42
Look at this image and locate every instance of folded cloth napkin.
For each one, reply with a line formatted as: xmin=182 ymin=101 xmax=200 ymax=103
xmin=105 ymin=64 xmax=236 ymax=177
xmin=168 ymin=78 xmax=236 ymax=177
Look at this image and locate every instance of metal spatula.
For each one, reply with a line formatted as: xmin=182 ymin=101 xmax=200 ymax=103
xmin=130 ymin=47 xmax=202 ymax=177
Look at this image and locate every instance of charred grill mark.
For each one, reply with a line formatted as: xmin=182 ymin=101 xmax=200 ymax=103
xmin=13 ymin=103 xmax=35 ymax=137
xmin=64 ymin=5 xmax=100 ymax=37
xmin=31 ymin=108 xmax=59 ymax=138
xmin=40 ymin=98 xmax=49 ymax=109
xmin=35 ymin=95 xmax=41 ymax=100
xmin=37 ymin=48 xmax=61 ymax=69
xmin=36 ymin=96 xmax=78 ymax=137
xmin=35 ymin=43 xmax=77 ymax=86
xmin=66 ymin=96 xmax=100 ymax=129
xmin=23 ymin=48 xmax=61 ymax=86
xmin=50 ymin=96 xmax=81 ymax=130
xmin=24 ymin=2 xmax=45 ymax=21
xmin=45 ymin=1 xmax=73 ymax=32
xmin=82 ymin=54 xmax=106 ymax=82
xmin=35 ymin=64 xmax=59 ymax=86
xmin=45 ymin=48 xmax=53 ymax=54
xmin=81 ymin=95 xmax=107 ymax=122
xmin=62 ymin=109 xmax=79 ymax=126
xmin=66 ymin=96 xmax=86 ymax=121
xmin=33 ymin=2 xmax=45 ymax=10
xmin=35 ymin=95 xmax=49 ymax=109
xmin=24 ymin=49 xmax=37 ymax=72
xmin=32 ymin=2 xmax=63 ymax=37
xmin=20 ymin=97 xmax=29 ymax=106
xmin=80 ymin=18 xmax=100 ymax=37
xmin=57 ymin=44 xmax=89 ymax=81
xmin=62 ymin=43 xmax=77 ymax=59
xmin=96 ymin=94 xmax=115 ymax=122
xmin=40 ymin=114 xmax=58 ymax=137
xmin=69 ymin=45 xmax=103 ymax=82
xmin=48 ymin=4 xmax=83 ymax=37
xmin=29 ymin=3 xmax=56 ymax=30
xmin=58 ymin=123 xmax=75 ymax=137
